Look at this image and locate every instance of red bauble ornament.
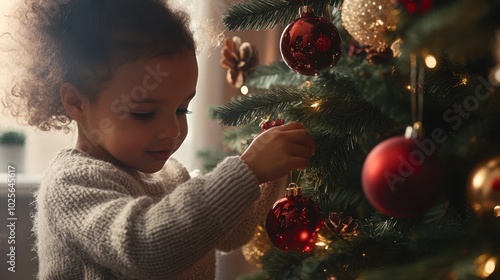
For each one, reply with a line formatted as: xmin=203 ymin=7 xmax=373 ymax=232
xmin=398 ymin=0 xmax=433 ymax=14
xmin=280 ymin=6 xmax=341 ymax=76
xmin=265 ymin=187 xmax=324 ymax=253
xmin=361 ymin=135 xmax=444 ymax=218
xmin=492 ymin=178 xmax=500 ymax=192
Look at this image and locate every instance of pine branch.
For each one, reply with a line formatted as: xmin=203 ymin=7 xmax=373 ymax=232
xmin=221 ymin=124 xmax=261 ymax=152
xmin=289 ymin=94 xmax=390 ymax=137
xmin=246 ymin=54 xmax=366 ymax=92
xmin=213 ymin=87 xmax=307 ymax=126
xmin=348 ymin=62 xmax=411 ymax=126
xmin=395 ymin=0 xmax=500 ymax=61
xmin=440 ymin=114 xmax=500 ymax=167
xmin=223 ymin=0 xmax=342 ymax=31
xmin=305 ymin=133 xmax=358 ymax=193
xmin=305 ymin=168 xmax=366 ymax=214
xmin=245 ymin=61 xmax=309 ymax=90
xmin=320 ymin=209 xmax=475 ymax=277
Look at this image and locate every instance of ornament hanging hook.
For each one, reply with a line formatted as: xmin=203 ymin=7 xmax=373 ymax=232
xmin=289 ymin=170 xmax=303 ymax=188
xmin=410 ymin=52 xmax=424 ymax=124
xmin=407 ymin=52 xmax=425 ymax=139
xmin=287 ymin=170 xmax=303 ymax=194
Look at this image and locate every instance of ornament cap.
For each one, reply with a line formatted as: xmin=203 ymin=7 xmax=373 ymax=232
xmin=299 ymin=5 xmax=314 ymax=17
xmin=285 ymin=184 xmax=302 ymax=196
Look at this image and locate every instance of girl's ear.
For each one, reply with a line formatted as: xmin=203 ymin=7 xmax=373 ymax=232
xmin=60 ymin=83 xmax=88 ymax=122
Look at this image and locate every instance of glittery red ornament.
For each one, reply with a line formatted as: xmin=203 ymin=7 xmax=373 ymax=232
xmin=260 ymin=119 xmax=285 ymax=131
xmin=265 ymin=187 xmax=324 ymax=253
xmin=398 ymin=0 xmax=433 ymax=14
xmin=280 ymin=6 xmax=341 ymax=76
xmin=361 ymin=135 xmax=444 ymax=218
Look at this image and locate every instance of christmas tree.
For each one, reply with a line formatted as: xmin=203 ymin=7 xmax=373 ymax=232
xmin=206 ymin=0 xmax=500 ymax=279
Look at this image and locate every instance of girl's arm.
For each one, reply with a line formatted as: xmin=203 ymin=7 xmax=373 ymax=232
xmin=215 ymin=177 xmax=286 ymax=252
xmin=40 ymin=156 xmax=260 ymax=279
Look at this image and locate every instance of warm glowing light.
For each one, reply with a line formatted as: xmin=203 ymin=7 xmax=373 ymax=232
xmin=315 ymin=241 xmax=327 ymax=247
xmin=476 ymin=254 xmax=498 ymax=279
xmin=472 ymin=172 xmax=486 ymax=190
xmin=495 ymin=68 xmax=500 ymax=83
xmin=425 ymin=55 xmax=437 ymax=68
xmin=406 ymin=85 xmax=412 ymax=91
xmin=300 ymin=231 xmax=309 ymax=241
xmin=311 ymin=102 xmax=320 ymax=108
xmin=494 ymin=205 xmax=500 ymax=217
xmin=240 ymin=86 xmax=249 ymax=95
xmin=484 ymin=258 xmax=496 ymax=276
xmin=460 ymin=76 xmax=469 ymax=86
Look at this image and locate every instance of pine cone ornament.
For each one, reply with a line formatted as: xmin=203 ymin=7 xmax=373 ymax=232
xmin=220 ymin=36 xmax=259 ymax=88
xmin=390 ymin=38 xmax=403 ymax=58
xmin=325 ymin=212 xmax=359 ymax=240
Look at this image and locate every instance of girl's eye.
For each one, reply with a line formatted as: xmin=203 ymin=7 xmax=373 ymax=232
xmin=130 ymin=112 xmax=155 ymax=120
xmin=176 ymin=108 xmax=192 ymax=116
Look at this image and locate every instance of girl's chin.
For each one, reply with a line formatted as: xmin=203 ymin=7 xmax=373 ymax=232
xmin=135 ymin=161 xmax=167 ymax=174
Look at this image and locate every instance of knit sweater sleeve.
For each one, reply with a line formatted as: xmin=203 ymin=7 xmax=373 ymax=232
xmin=215 ymin=176 xmax=286 ymax=252
xmin=39 ymin=154 xmax=260 ymax=279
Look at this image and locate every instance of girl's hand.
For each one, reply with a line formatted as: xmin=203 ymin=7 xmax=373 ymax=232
xmin=240 ymin=122 xmax=316 ymax=183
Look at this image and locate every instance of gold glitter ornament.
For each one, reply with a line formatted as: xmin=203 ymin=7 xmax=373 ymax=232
xmin=241 ymin=225 xmax=273 ymax=267
xmin=341 ymin=0 xmax=398 ymax=48
xmin=467 ymin=156 xmax=500 ymax=217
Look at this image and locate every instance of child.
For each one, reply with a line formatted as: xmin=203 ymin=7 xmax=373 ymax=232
xmin=5 ymin=0 xmax=315 ymax=279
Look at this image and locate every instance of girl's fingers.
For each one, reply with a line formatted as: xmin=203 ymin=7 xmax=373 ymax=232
xmin=286 ymin=143 xmax=313 ymax=159
xmin=288 ymin=156 xmax=311 ymax=170
xmin=280 ymin=129 xmax=316 ymax=154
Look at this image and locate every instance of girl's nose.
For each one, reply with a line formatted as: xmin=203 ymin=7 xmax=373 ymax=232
xmin=157 ymin=116 xmax=181 ymax=139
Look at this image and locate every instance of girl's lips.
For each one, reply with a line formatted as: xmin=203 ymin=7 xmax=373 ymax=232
xmin=147 ymin=151 xmax=172 ymax=161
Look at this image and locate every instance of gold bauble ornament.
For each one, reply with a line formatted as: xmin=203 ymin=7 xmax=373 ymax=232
xmin=241 ymin=225 xmax=273 ymax=267
xmin=467 ymin=156 xmax=500 ymax=217
xmin=341 ymin=0 xmax=398 ymax=48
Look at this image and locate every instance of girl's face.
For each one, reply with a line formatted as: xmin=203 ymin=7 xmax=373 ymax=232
xmin=78 ymin=50 xmax=198 ymax=173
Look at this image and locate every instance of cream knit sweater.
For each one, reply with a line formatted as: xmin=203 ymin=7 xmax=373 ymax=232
xmin=34 ymin=149 xmax=283 ymax=280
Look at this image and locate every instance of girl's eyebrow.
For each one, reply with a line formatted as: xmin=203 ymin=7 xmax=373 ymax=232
xmin=135 ymin=91 xmax=196 ymax=104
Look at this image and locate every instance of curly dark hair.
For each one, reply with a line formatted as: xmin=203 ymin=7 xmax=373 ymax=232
xmin=3 ymin=0 xmax=195 ymax=131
